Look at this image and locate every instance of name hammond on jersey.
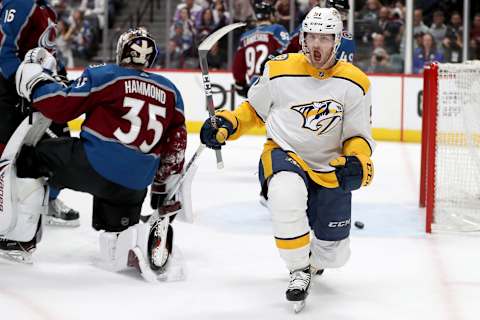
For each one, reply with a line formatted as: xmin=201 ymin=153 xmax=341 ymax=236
xmin=124 ymin=79 xmax=167 ymax=104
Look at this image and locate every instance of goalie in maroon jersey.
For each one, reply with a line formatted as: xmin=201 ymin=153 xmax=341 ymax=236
xmin=0 ymin=27 xmax=187 ymax=281
xmin=232 ymin=0 xmax=290 ymax=97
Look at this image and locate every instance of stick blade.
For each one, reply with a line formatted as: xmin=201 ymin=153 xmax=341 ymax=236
xmin=198 ymin=22 xmax=246 ymax=52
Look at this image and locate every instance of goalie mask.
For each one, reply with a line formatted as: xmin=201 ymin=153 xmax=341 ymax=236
xmin=116 ymin=27 xmax=158 ymax=68
xmin=300 ymin=7 xmax=343 ymax=69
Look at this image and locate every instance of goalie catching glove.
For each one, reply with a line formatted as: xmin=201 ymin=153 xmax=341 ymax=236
xmin=329 ymin=154 xmax=374 ymax=192
xmin=200 ymin=115 xmax=235 ymax=150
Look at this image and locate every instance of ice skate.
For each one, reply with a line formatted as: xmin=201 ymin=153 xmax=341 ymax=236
xmin=0 ymin=237 xmax=36 ymax=264
xmin=286 ymin=267 xmax=312 ymax=313
xmin=46 ymin=198 xmax=80 ymax=227
xmin=127 ymin=218 xmax=184 ymax=282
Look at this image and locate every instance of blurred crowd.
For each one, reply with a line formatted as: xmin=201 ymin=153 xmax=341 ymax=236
xmin=51 ymin=0 xmax=124 ymax=68
xmin=53 ymin=0 xmax=480 ymax=74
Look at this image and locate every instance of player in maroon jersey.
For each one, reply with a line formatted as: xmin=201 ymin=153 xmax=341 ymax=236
xmin=0 ymin=28 xmax=187 ymax=279
xmin=232 ymin=0 xmax=290 ymax=97
xmin=0 ymin=0 xmax=80 ymax=229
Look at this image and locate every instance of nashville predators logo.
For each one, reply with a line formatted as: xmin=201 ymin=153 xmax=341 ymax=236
xmin=291 ymin=100 xmax=343 ymax=134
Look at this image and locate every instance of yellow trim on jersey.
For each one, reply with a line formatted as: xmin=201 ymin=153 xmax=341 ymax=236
xmin=343 ymin=136 xmax=373 ymax=157
xmin=267 ymin=53 xmax=370 ymax=94
xmin=287 ymin=152 xmax=339 ymax=188
xmin=261 ymin=140 xmax=340 ymax=188
xmin=216 ymin=101 xmax=265 ymax=140
xmin=275 ymin=233 xmax=310 ymax=250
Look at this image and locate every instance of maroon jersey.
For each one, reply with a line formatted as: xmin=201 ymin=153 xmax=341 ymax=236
xmin=233 ymin=23 xmax=289 ymax=88
xmin=31 ymin=64 xmax=186 ymax=190
xmin=0 ymin=0 xmax=57 ymax=79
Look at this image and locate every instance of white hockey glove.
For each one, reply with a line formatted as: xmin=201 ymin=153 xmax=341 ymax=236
xmin=24 ymin=47 xmax=57 ymax=73
xmin=15 ymin=62 xmax=55 ymax=101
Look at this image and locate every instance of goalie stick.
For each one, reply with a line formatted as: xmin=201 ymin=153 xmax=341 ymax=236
xmin=198 ymin=22 xmax=246 ymax=169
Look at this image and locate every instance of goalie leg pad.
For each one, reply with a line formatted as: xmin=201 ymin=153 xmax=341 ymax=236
xmin=0 ymin=159 xmax=48 ymax=242
xmin=268 ymin=171 xmax=310 ymax=271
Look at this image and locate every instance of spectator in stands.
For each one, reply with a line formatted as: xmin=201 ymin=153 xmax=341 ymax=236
xmin=175 ymin=0 xmax=203 ymax=22
xmin=470 ymin=13 xmax=480 ymax=49
xmin=56 ymin=19 xmax=75 ymax=68
xmin=429 ymin=10 xmax=447 ymax=53
xmin=413 ymin=8 xmax=429 ymax=48
xmin=413 ymin=33 xmax=444 ymax=74
xmin=275 ymin=0 xmax=292 ymax=30
xmin=367 ymin=47 xmax=395 ymax=73
xmin=51 ymin=0 xmax=71 ymax=21
xmin=233 ymin=0 xmax=254 ymax=22
xmin=358 ymin=0 xmax=381 ymax=23
xmin=196 ymin=8 xmax=216 ymax=43
xmin=174 ymin=7 xmax=196 ymax=56
xmin=68 ymin=9 xmax=95 ymax=61
xmin=82 ymin=0 xmax=110 ymax=30
xmin=212 ymin=0 xmax=231 ymax=29
xmin=442 ymin=30 xmax=462 ymax=63
xmin=383 ymin=8 xmax=404 ymax=54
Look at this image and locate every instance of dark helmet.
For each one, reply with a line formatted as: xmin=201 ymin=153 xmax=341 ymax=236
xmin=252 ymin=0 xmax=273 ymax=21
xmin=325 ymin=0 xmax=350 ymax=12
xmin=116 ymin=27 xmax=158 ymax=68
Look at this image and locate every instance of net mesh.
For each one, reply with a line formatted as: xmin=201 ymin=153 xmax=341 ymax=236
xmin=434 ymin=61 xmax=480 ymax=232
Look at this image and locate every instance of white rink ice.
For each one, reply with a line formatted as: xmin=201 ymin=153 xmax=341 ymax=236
xmin=1 ymin=135 xmax=479 ymax=320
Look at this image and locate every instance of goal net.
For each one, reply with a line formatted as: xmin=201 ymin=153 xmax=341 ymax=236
xmin=420 ymin=61 xmax=480 ymax=233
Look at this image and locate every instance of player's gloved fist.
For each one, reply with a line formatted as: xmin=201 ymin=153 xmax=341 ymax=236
xmin=200 ymin=115 xmax=234 ymax=150
xmin=24 ymin=47 xmax=57 ymax=73
xmin=329 ymin=154 xmax=374 ymax=192
xmin=234 ymin=82 xmax=249 ymax=98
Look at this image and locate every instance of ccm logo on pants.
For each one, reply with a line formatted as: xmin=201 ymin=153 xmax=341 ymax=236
xmin=328 ymin=219 xmax=351 ymax=228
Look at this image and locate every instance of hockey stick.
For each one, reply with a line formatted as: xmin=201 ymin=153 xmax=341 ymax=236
xmin=142 ymin=144 xmax=206 ymax=222
xmin=198 ymin=22 xmax=246 ymax=169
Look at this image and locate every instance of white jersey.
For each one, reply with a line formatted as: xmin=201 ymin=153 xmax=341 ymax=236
xmin=247 ymin=53 xmax=374 ymax=173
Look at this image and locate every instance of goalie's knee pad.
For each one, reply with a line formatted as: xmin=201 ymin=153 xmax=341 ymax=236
xmin=99 ymin=218 xmax=173 ymax=273
xmin=0 ymin=159 xmax=49 ymax=242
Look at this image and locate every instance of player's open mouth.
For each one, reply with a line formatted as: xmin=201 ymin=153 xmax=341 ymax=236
xmin=313 ymin=51 xmax=322 ymax=61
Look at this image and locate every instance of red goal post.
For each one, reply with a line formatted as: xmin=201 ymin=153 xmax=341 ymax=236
xmin=419 ymin=62 xmax=480 ymax=233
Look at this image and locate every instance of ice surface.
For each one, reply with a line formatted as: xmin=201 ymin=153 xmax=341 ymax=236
xmin=1 ymin=136 xmax=479 ymax=320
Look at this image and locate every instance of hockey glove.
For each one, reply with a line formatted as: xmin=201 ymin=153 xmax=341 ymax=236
xmin=15 ymin=62 xmax=55 ymax=101
xmin=24 ymin=47 xmax=57 ymax=74
xmin=234 ymin=81 xmax=249 ymax=98
xmin=200 ymin=115 xmax=235 ymax=150
xmin=329 ymin=154 xmax=374 ymax=192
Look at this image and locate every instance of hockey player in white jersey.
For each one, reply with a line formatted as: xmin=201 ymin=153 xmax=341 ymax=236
xmin=200 ymin=7 xmax=374 ymax=311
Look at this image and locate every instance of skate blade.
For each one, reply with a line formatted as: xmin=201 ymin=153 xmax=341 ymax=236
xmin=44 ymin=216 xmax=80 ymax=228
xmin=293 ymin=300 xmax=306 ymax=313
xmin=0 ymin=250 xmax=33 ymax=264
xmin=128 ymin=247 xmax=185 ymax=283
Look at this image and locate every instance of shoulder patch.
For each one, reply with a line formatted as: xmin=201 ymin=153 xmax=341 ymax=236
xmin=341 ymin=31 xmax=353 ymax=40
